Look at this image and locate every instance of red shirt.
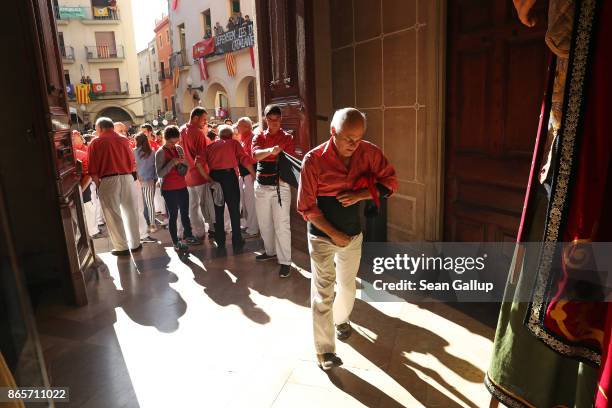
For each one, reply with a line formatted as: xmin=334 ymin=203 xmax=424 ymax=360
xmin=204 ymin=137 xmax=253 ymax=170
xmin=251 ymin=129 xmax=296 ymax=163
xmin=161 ymin=146 xmax=187 ymax=191
xmin=297 ymin=138 xmax=398 ymax=221
xmin=88 ymin=131 xmax=136 ymax=178
xmin=180 ymin=124 xmax=210 ymax=186
xmin=239 ymin=131 xmax=257 ymax=165
xmin=149 ymin=139 xmax=160 ymax=151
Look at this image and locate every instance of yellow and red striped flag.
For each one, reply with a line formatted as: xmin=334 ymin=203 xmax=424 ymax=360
xmin=76 ymin=84 xmax=90 ymax=104
xmin=97 ymin=45 xmax=110 ymax=58
xmin=225 ymin=52 xmax=237 ymax=77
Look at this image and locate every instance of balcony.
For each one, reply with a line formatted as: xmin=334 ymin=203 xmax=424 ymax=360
xmin=85 ymin=45 xmax=125 ymax=62
xmin=172 ymin=50 xmax=191 ymax=71
xmin=158 ymin=69 xmax=172 ymax=82
xmin=67 ymin=82 xmax=129 ymax=100
xmin=61 ymin=46 xmax=75 ymax=63
xmin=55 ymin=6 xmax=120 ymax=24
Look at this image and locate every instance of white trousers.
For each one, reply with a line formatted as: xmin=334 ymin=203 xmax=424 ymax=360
xmin=90 ymin=183 xmax=104 ymax=225
xmin=132 ymin=180 xmax=149 ymax=239
xmin=154 ymin=181 xmax=166 ymax=215
xmin=97 ymin=174 xmax=140 ymax=251
xmin=187 ymin=184 xmax=209 ymax=237
xmin=240 ymin=175 xmax=259 ymax=235
xmin=83 ymin=200 xmax=99 ymax=237
xmin=309 ymin=233 xmax=363 ymax=354
xmin=254 ymin=182 xmax=291 ymax=265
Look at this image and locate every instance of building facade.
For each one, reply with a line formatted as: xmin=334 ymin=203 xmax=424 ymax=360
xmin=54 ymin=0 xmax=143 ymax=126
xmin=154 ymin=16 xmax=175 ymax=120
xmin=168 ymin=0 xmax=259 ymax=124
xmin=137 ymin=39 xmax=162 ymax=122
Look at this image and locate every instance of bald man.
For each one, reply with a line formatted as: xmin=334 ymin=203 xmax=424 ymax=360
xmin=297 ymin=108 xmax=397 ymax=370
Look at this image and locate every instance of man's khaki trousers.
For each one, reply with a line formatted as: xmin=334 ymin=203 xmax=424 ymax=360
xmin=309 ymin=232 xmax=363 ymax=354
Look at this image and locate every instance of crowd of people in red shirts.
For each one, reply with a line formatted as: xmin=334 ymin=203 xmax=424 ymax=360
xmin=74 ymin=105 xmax=398 ymax=371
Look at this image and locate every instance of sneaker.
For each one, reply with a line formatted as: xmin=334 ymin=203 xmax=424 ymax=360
xmin=184 ymin=236 xmax=202 ymax=246
xmin=317 ymin=353 xmax=343 ymax=371
xmin=279 ymin=264 xmax=291 ymax=278
xmin=130 ymin=244 xmax=143 ymax=253
xmin=336 ymin=322 xmax=352 ymax=341
xmin=141 ymin=236 xmax=157 ymax=244
xmin=256 ymin=253 xmax=277 ymax=262
xmin=111 ymin=249 xmax=130 ymax=257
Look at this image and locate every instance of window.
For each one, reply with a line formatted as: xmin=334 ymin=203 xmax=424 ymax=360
xmin=247 ymin=79 xmax=256 ymax=107
xmin=230 ymin=0 xmax=241 ymax=16
xmin=95 ymin=31 xmax=117 ymax=56
xmin=164 ymin=98 xmax=168 ymax=112
xmin=178 ymin=23 xmax=187 ymax=55
xmin=155 ymin=84 xmax=159 ymax=94
xmin=58 ymin=32 xmax=65 ymax=56
xmin=171 ymin=96 xmax=176 ymax=116
xmin=202 ymin=9 xmax=211 ymax=37
xmin=153 ymin=61 xmax=156 ymax=69
xmin=64 ymin=70 xmax=71 ymax=85
xmin=158 ymin=35 xmax=162 ymax=48
xmin=151 ymin=46 xmax=155 ymax=54
xmin=99 ymin=68 xmax=120 ymax=92
xmin=166 ymin=30 xmax=170 ymax=43
xmin=160 ymin=61 xmax=165 ymax=79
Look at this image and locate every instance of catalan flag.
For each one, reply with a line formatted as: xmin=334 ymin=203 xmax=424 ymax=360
xmin=76 ymin=84 xmax=91 ymax=104
xmin=225 ymin=52 xmax=237 ymax=77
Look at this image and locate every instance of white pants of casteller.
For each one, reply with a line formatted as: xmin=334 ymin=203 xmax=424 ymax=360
xmin=254 ymin=182 xmax=291 ymax=265
xmin=154 ymin=182 xmax=166 ymax=215
xmin=186 ymin=184 xmax=209 ymax=237
xmin=90 ymin=183 xmax=104 ymax=225
xmin=309 ymin=233 xmax=363 ymax=354
xmin=240 ymin=175 xmax=259 ymax=235
xmin=83 ymin=200 xmax=99 ymax=237
xmin=132 ymin=180 xmax=149 ymax=239
xmin=97 ymin=174 xmax=140 ymax=251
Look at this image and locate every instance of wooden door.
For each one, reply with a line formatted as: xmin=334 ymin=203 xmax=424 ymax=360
xmin=445 ymin=0 xmax=549 ymax=243
xmin=254 ymin=0 xmax=317 ymax=250
xmin=31 ymin=0 xmax=94 ymax=304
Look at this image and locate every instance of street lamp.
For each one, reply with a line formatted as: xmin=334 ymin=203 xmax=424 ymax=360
xmin=186 ymin=76 xmax=204 ymax=92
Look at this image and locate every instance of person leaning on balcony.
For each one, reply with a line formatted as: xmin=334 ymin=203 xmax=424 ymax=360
xmin=297 ymin=108 xmax=397 ymax=371
xmin=179 ymin=107 xmax=214 ymax=239
xmin=88 ymin=117 xmax=141 ymax=256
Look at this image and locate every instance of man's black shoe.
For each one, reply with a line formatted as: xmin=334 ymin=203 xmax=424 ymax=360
xmin=130 ymin=244 xmax=143 ymax=253
xmin=279 ymin=264 xmax=291 ymax=278
xmin=111 ymin=249 xmax=130 ymax=257
xmin=256 ymin=253 xmax=277 ymax=262
xmin=317 ymin=353 xmax=343 ymax=371
xmin=336 ymin=322 xmax=352 ymax=341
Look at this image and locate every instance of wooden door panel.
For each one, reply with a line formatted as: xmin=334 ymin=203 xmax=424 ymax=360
xmin=445 ymin=0 xmax=548 ymax=242
xmin=255 ymin=0 xmax=316 ymax=251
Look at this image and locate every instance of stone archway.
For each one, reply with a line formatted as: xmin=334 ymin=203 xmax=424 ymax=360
xmin=96 ymin=106 xmax=133 ymax=124
xmin=234 ymin=76 xmax=258 ymax=120
xmin=204 ymin=82 xmax=230 ymax=120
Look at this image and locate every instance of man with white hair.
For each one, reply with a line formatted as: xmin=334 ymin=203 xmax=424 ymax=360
xmin=88 ymin=117 xmax=141 ymax=256
xmin=297 ymin=107 xmax=397 ymax=370
xmin=203 ymin=125 xmax=255 ymax=249
xmin=236 ymin=117 xmax=259 ymax=237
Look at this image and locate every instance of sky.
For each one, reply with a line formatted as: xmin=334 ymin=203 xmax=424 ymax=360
xmin=131 ymin=0 xmax=168 ymax=52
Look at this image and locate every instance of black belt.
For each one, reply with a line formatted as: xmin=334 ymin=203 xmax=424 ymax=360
xmin=210 ymin=168 xmax=235 ymax=173
xmin=101 ymin=172 xmax=131 ymax=179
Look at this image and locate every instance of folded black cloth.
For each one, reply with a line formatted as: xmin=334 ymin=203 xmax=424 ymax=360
xmin=278 ymin=151 xmax=302 ymax=189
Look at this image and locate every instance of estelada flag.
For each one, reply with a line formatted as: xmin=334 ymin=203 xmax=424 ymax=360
xmin=76 ymin=84 xmax=90 ymax=104
xmin=225 ymin=53 xmax=237 ymax=77
xmin=92 ymin=83 xmax=106 ymax=93
xmin=198 ymin=58 xmax=209 ymax=81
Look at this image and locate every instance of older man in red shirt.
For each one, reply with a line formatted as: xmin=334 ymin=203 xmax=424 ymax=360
xmin=297 ymin=107 xmax=397 ymax=371
xmin=180 ymin=107 xmax=213 ymax=238
xmin=88 ymin=117 xmax=141 ymax=256
xmin=252 ymin=105 xmax=296 ymax=278
xmin=204 ymin=125 xmax=255 ymax=249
